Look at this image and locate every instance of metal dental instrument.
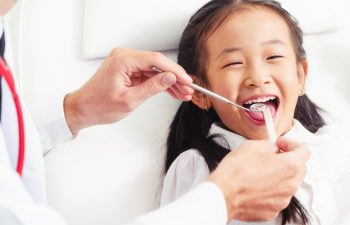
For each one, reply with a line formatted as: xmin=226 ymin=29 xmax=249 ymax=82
xmin=249 ymin=103 xmax=267 ymax=112
xmin=151 ymin=66 xmax=260 ymax=112
xmin=251 ymin=103 xmax=277 ymax=143
xmin=189 ymin=83 xmax=253 ymax=111
xmin=152 ymin=67 xmax=277 ymax=141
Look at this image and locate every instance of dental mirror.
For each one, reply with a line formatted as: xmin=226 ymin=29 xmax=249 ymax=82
xmin=251 ymin=103 xmax=277 ymax=143
xmin=249 ymin=103 xmax=267 ymax=112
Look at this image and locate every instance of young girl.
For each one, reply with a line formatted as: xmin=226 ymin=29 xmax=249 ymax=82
xmin=160 ymin=0 xmax=349 ymax=225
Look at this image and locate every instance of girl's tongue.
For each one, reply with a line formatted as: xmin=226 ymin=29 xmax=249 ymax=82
xmin=246 ymin=101 xmax=276 ymax=121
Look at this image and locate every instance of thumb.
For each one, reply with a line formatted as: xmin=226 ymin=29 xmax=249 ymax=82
xmin=131 ymin=72 xmax=176 ymax=103
xmin=277 ymin=137 xmax=310 ymax=165
xmin=276 ymin=137 xmax=302 ymax=152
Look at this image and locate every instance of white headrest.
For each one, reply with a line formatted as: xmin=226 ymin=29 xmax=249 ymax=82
xmin=279 ymin=0 xmax=345 ymax=34
xmin=82 ymin=0 xmax=208 ymax=59
xmin=83 ymin=0 xmax=345 ymax=59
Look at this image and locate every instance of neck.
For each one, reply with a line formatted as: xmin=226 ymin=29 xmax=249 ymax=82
xmin=0 ymin=0 xmax=16 ymax=16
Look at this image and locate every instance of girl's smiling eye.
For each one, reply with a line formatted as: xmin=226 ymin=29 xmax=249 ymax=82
xmin=223 ymin=61 xmax=243 ymax=68
xmin=266 ymin=55 xmax=283 ymax=61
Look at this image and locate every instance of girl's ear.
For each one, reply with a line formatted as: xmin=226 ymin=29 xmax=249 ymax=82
xmin=297 ymin=59 xmax=308 ymax=96
xmin=191 ymin=76 xmax=212 ymax=110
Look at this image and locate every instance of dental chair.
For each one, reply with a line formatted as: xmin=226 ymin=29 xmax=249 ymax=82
xmin=5 ymin=0 xmax=350 ymax=225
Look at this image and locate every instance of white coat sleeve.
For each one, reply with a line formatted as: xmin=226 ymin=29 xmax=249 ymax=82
xmin=26 ymin=95 xmax=73 ymax=154
xmin=0 ymin=170 xmax=67 ymax=225
xmin=1 ymin=173 xmax=227 ymax=225
xmin=129 ymin=182 xmax=228 ymax=225
xmin=0 ymin=129 xmax=67 ymax=224
xmin=1 ymin=143 xmax=227 ymax=225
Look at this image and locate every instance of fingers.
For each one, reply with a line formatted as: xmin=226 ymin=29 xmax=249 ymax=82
xmin=109 ymin=48 xmax=191 ymax=85
xmin=171 ymin=83 xmax=193 ymax=101
xmin=165 ymin=88 xmax=178 ymax=99
xmin=276 ymin=139 xmax=310 ymax=184
xmin=238 ymin=140 xmax=279 ymax=154
xmin=109 ymin=48 xmax=194 ymax=103
xmin=140 ymin=51 xmax=195 ymax=100
xmin=276 ymin=137 xmax=301 ymax=152
xmin=277 ymin=137 xmax=310 ymax=164
xmin=144 ymin=51 xmax=193 ymax=85
xmin=117 ymin=49 xmax=193 ymax=85
xmin=128 ymin=72 xmax=176 ymax=105
xmin=174 ymin=83 xmax=194 ymax=98
xmin=209 ymin=139 xmax=305 ymax=221
xmin=143 ymin=71 xmax=193 ymax=101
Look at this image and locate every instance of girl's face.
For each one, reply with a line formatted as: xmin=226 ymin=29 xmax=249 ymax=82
xmin=199 ymin=7 xmax=307 ymax=140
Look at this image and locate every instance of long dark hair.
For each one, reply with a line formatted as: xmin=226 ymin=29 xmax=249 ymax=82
xmin=166 ymin=0 xmax=325 ymax=224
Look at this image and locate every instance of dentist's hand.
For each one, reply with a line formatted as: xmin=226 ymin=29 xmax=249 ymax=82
xmin=64 ymin=48 xmax=193 ymax=135
xmin=208 ymin=137 xmax=310 ymax=222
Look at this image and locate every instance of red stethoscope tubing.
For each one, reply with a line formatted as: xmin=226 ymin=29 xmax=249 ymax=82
xmin=0 ymin=57 xmax=25 ymax=176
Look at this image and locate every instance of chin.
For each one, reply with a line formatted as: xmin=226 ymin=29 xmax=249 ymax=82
xmin=275 ymin=120 xmax=294 ymax=136
xmin=248 ymin=133 xmax=269 ymax=140
xmin=239 ymin=128 xmax=268 ymax=140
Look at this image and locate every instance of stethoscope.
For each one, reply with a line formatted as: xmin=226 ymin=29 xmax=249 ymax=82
xmin=0 ymin=57 xmax=25 ymax=176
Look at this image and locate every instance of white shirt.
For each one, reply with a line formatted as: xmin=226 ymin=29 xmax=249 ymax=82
xmin=0 ymin=15 xmax=228 ymax=225
xmin=161 ymin=120 xmax=350 ymax=225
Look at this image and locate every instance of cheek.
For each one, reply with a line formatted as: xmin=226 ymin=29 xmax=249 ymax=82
xmin=275 ymin=64 xmax=296 ymax=80
xmin=279 ymin=78 xmax=300 ymax=113
xmin=212 ymin=101 xmax=232 ymax=115
xmin=211 ymin=100 xmax=243 ymax=129
xmin=279 ymin=82 xmax=300 ymax=126
xmin=274 ymin=66 xmax=301 ymax=94
xmin=208 ymin=74 xmax=241 ymax=97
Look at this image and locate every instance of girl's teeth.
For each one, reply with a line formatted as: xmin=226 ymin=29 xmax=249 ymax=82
xmin=244 ymin=96 xmax=276 ymax=104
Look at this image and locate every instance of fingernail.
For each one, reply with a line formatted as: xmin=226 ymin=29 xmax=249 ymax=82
xmin=184 ymin=74 xmax=193 ymax=83
xmin=162 ymin=73 xmax=176 ymax=86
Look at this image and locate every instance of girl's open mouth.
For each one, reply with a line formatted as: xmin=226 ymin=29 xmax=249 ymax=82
xmin=242 ymin=95 xmax=280 ymax=125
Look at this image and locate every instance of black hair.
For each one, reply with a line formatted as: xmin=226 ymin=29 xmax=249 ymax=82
xmin=165 ymin=1 xmax=325 ymax=225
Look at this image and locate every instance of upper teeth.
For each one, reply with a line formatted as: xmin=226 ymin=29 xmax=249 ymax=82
xmin=244 ymin=96 xmax=276 ymax=105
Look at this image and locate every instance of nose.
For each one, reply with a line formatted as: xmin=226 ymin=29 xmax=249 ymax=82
xmin=243 ymin=62 xmax=272 ymax=88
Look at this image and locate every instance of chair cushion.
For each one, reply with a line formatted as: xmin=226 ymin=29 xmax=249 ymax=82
xmin=82 ymin=0 xmax=345 ymax=59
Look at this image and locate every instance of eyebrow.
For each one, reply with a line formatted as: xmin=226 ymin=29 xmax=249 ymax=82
xmin=216 ymin=39 xmax=286 ymax=60
xmin=216 ymin=47 xmax=241 ymax=60
xmin=261 ymin=39 xmax=286 ymax=46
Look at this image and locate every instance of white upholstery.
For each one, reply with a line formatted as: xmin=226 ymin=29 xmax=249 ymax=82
xmin=83 ymin=0 xmax=208 ymax=59
xmin=83 ymin=0 xmax=347 ymax=59
xmin=279 ymin=0 xmax=347 ymax=34
xmin=5 ymin=0 xmax=350 ymax=225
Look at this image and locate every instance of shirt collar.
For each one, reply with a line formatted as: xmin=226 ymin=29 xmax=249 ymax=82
xmin=208 ymin=119 xmax=318 ymax=150
xmin=208 ymin=119 xmax=337 ymax=182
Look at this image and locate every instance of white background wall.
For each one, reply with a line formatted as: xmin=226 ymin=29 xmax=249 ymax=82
xmin=5 ymin=0 xmax=350 ymax=225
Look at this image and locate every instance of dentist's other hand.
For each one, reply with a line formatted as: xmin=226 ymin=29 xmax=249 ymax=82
xmin=208 ymin=138 xmax=310 ymax=222
xmin=64 ymin=48 xmax=193 ymax=135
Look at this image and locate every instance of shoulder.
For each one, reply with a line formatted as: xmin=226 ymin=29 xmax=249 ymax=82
xmin=312 ymin=123 xmax=350 ymax=179
xmin=171 ymin=149 xmax=207 ymax=168
xmin=166 ymin=149 xmax=210 ymax=180
xmin=160 ymin=149 xmax=210 ymax=205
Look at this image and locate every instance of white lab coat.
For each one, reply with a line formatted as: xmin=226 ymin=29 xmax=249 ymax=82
xmin=0 ymin=10 xmax=228 ymax=225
